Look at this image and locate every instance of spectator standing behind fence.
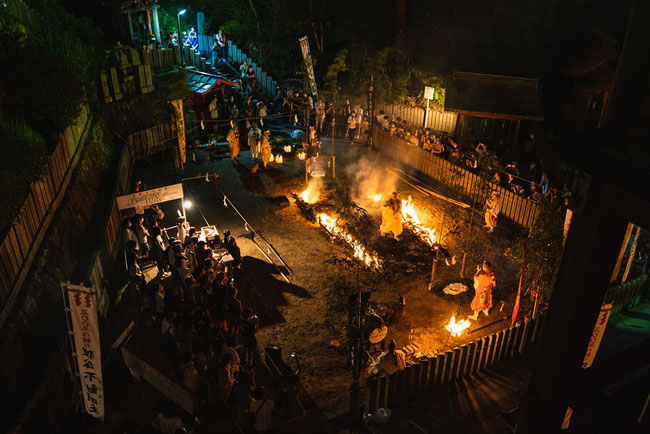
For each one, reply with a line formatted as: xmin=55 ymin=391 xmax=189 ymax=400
xmin=213 ymin=29 xmax=226 ymax=64
xmin=245 ymin=66 xmax=257 ymax=97
xmin=354 ymin=105 xmax=364 ymax=140
xmin=539 ymin=172 xmax=550 ymax=195
xmin=345 ymin=112 xmax=356 ymax=141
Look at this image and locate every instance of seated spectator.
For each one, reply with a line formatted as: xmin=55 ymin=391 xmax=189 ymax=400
xmin=376 ymin=110 xmax=385 ymax=124
xmin=368 ymin=339 xmax=406 ymax=374
xmin=431 ymin=136 xmax=443 ymax=155
xmin=181 ymin=351 xmax=201 ymax=393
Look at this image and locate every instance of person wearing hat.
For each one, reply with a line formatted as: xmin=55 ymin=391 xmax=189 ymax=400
xmin=248 ymin=122 xmax=262 ymax=159
xmin=227 ymin=123 xmax=240 ymax=159
xmin=260 ymin=130 xmax=272 ymax=168
xmin=484 ymin=191 xmax=500 ymax=233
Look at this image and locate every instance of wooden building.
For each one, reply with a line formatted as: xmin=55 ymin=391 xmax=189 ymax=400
xmin=445 ymin=71 xmax=544 ymax=154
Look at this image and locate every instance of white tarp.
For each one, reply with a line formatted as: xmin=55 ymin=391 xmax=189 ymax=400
xmin=116 ymin=183 xmax=183 ymax=211
xmin=65 ymin=283 xmax=104 ymax=420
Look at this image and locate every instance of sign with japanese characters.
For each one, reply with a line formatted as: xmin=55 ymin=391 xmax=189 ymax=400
xmin=424 ymin=86 xmax=435 ymax=100
xmin=298 ymin=36 xmax=318 ymax=98
xmin=65 ymin=283 xmax=104 ymax=420
xmin=121 ymin=345 xmax=197 ymax=415
xmin=116 ymin=183 xmax=184 ymax=211
xmin=582 ymin=303 xmax=613 ymax=369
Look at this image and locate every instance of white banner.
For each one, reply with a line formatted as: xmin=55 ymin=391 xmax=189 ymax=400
xmin=116 ymin=183 xmax=184 ymax=211
xmin=298 ymin=36 xmax=318 ymax=98
xmin=582 ymin=303 xmax=613 ymax=369
xmin=66 ymin=283 xmax=104 ymax=420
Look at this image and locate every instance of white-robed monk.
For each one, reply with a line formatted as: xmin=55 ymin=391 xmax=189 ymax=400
xmin=248 ymin=123 xmax=262 ymax=158
xmin=484 ymin=191 xmax=500 ymax=233
xmin=260 ymin=130 xmax=272 ymax=168
xmin=380 ymin=192 xmax=403 ymax=240
xmin=227 ymin=124 xmax=240 ymax=159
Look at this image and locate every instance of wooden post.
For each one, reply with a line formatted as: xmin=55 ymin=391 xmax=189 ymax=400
xmin=428 ymin=257 xmax=438 ymax=291
xmin=305 ymin=159 xmax=309 ymax=185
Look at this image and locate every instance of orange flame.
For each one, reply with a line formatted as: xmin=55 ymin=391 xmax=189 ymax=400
xmin=401 ymin=195 xmax=437 ymax=246
xmin=299 ymin=188 xmax=320 ymax=204
xmin=317 ymin=213 xmax=381 ymax=269
xmin=445 ymin=314 xmax=471 ymax=337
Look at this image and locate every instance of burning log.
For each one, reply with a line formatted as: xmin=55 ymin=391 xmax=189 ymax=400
xmin=401 ymin=195 xmax=438 ymax=246
xmin=317 ymin=212 xmax=381 ymax=270
xmin=291 ymin=193 xmax=316 ymax=222
xmin=445 ymin=314 xmax=471 ymax=337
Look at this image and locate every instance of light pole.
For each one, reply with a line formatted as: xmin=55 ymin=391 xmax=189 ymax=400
xmin=176 ymin=9 xmax=186 ymax=65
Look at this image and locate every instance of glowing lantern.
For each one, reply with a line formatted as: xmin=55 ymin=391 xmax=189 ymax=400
xmin=269 ymin=154 xmax=275 ymax=163
xmin=297 ymin=151 xmax=306 ymax=160
xmin=283 ymin=145 xmax=292 ymax=153
xmin=276 ymin=154 xmax=284 ymax=163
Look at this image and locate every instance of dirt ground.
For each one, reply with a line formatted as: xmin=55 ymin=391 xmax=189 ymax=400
xmin=134 ymin=138 xmax=530 ymax=416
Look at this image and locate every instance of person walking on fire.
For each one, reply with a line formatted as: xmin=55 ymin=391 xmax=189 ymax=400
xmin=380 ymin=192 xmax=403 ymax=241
xmin=469 ymin=261 xmax=496 ymax=320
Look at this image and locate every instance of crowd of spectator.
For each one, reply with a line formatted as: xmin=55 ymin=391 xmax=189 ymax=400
xmin=119 ymin=193 xmax=301 ymax=432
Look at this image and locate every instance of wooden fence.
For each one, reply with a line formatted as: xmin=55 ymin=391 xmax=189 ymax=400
xmin=373 ymin=129 xmax=540 ymax=227
xmin=0 ymin=104 xmax=92 ymax=329
xmin=375 ymin=101 xmax=458 ymax=134
xmin=367 ymin=314 xmax=546 ymax=412
xmin=605 ymin=274 xmax=648 ymax=316
xmin=227 ymin=40 xmax=278 ymax=99
xmin=6 ymin=123 xmax=169 ymax=433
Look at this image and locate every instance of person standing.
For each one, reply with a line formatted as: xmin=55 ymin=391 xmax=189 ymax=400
xmin=484 ymin=191 xmax=500 ymax=233
xmin=469 ymin=261 xmax=496 ymax=320
xmin=214 ymin=29 xmax=227 ymax=63
xmin=227 ymin=124 xmax=240 ymax=159
xmin=354 ymin=105 xmax=364 ymax=140
xmin=539 ymin=172 xmax=550 ymax=195
xmin=135 ymin=215 xmax=150 ymax=256
xmin=245 ymin=66 xmax=257 ymax=97
xmin=248 ymin=122 xmax=262 ymax=159
xmin=261 ymin=130 xmax=272 ymax=168
xmin=345 ymin=112 xmax=356 ymax=141
xmin=380 ymin=192 xmax=403 ymax=241
xmin=315 ymin=101 xmax=326 ymax=133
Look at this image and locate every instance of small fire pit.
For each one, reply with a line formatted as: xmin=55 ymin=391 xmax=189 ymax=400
xmin=445 ymin=314 xmax=471 ymax=337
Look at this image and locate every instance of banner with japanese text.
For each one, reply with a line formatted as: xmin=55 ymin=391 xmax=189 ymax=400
xmin=66 ymin=283 xmax=104 ymax=420
xmin=116 ymin=183 xmax=184 ymax=211
xmin=171 ymin=99 xmax=186 ymax=163
xmin=582 ymin=303 xmax=612 ymax=369
xmin=298 ymin=36 xmax=318 ymax=98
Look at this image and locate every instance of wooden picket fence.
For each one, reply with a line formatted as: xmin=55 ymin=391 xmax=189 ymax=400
xmin=0 ymin=104 xmax=92 ymax=328
xmin=373 ymin=129 xmax=540 ymax=228
xmin=367 ymin=314 xmax=546 ymax=412
xmin=604 ymin=274 xmax=648 ymax=316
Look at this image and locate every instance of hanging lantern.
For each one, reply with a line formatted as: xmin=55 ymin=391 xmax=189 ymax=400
xmin=269 ymin=154 xmax=275 ymax=163
xmin=283 ymin=145 xmax=292 ymax=153
xmin=276 ymin=154 xmax=284 ymax=164
xmin=297 ymin=151 xmax=306 ymax=160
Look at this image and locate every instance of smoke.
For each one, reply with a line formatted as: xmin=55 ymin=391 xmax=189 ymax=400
xmin=300 ymin=175 xmax=324 ymax=204
xmin=347 ymin=154 xmax=398 ymax=214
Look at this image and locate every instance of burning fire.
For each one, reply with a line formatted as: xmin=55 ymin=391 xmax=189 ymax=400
xmin=369 ymin=193 xmax=383 ymax=203
xmin=299 ymin=188 xmax=320 ymax=204
xmin=317 ymin=213 xmax=381 ymax=269
xmin=445 ymin=314 xmax=471 ymax=337
xmin=401 ymin=195 xmax=437 ymax=246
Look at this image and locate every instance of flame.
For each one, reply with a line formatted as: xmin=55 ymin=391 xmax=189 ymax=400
xmin=401 ymin=195 xmax=437 ymax=246
xmin=445 ymin=314 xmax=471 ymax=337
xmin=369 ymin=193 xmax=383 ymax=203
xmin=299 ymin=188 xmax=320 ymax=204
xmin=317 ymin=213 xmax=381 ymax=269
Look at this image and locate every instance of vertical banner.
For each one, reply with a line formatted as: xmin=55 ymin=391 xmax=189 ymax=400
xmin=298 ymin=36 xmax=318 ymax=98
xmin=581 ymin=303 xmax=613 ymax=369
xmin=65 ymin=283 xmax=104 ymax=420
xmin=367 ymin=82 xmax=375 ymax=145
xmin=171 ymin=99 xmax=186 ymax=164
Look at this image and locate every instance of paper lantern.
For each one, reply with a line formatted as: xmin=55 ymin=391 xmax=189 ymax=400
xmin=269 ymin=154 xmax=275 ymax=163
xmin=276 ymin=154 xmax=284 ymax=163
xmin=297 ymin=151 xmax=306 ymax=160
xmin=283 ymin=145 xmax=292 ymax=153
